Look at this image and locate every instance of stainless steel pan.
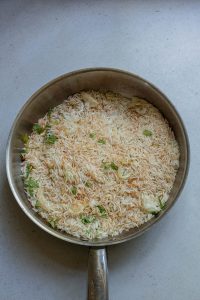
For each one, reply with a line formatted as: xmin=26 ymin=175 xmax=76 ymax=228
xmin=6 ymin=68 xmax=189 ymax=300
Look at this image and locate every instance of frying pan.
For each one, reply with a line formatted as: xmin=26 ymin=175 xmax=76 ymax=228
xmin=6 ymin=68 xmax=189 ymax=300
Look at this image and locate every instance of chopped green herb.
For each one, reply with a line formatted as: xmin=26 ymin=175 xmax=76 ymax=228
xmin=45 ymin=124 xmax=51 ymax=130
xmin=35 ymin=200 xmax=41 ymax=209
xmin=26 ymin=163 xmax=33 ymax=178
xmin=158 ymin=196 xmax=167 ymax=210
xmin=85 ymin=229 xmax=92 ymax=235
xmin=21 ymin=147 xmax=28 ymax=154
xmin=20 ymin=149 xmax=27 ymax=161
xmin=71 ymin=186 xmax=77 ymax=195
xmin=151 ymin=211 xmax=159 ymax=217
xmin=85 ymin=181 xmax=92 ymax=188
xmin=51 ymin=119 xmax=60 ymax=125
xmin=47 ymin=108 xmax=53 ymax=118
xmin=97 ymin=205 xmax=107 ymax=217
xmin=24 ymin=177 xmax=39 ymax=196
xmin=110 ymin=162 xmax=118 ymax=171
xmin=101 ymin=161 xmax=118 ymax=171
xmin=20 ymin=153 xmax=26 ymax=161
xmin=48 ymin=217 xmax=58 ymax=228
xmin=101 ymin=161 xmax=111 ymax=170
xmin=33 ymin=123 xmax=45 ymax=134
xmin=20 ymin=133 xmax=29 ymax=144
xmin=89 ymin=133 xmax=96 ymax=139
xmin=143 ymin=129 xmax=152 ymax=137
xmin=81 ymin=215 xmax=96 ymax=225
xmin=44 ymin=132 xmax=57 ymax=144
xmin=98 ymin=138 xmax=106 ymax=144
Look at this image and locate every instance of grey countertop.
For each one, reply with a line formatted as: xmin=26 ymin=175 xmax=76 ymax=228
xmin=0 ymin=1 xmax=199 ymax=299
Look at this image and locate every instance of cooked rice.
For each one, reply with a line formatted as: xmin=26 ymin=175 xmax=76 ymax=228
xmin=21 ymin=91 xmax=180 ymax=240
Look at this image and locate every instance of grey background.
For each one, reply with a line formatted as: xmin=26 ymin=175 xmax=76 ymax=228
xmin=0 ymin=1 xmax=199 ymax=299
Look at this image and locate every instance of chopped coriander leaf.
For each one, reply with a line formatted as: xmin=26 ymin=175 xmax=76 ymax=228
xmin=97 ymin=205 xmax=107 ymax=217
xmin=45 ymin=124 xmax=51 ymax=130
xmin=101 ymin=161 xmax=110 ymax=170
xmin=85 ymin=181 xmax=92 ymax=188
xmin=26 ymin=163 xmax=33 ymax=178
xmin=110 ymin=162 xmax=118 ymax=171
xmin=35 ymin=200 xmax=41 ymax=209
xmin=98 ymin=138 xmax=106 ymax=144
xmin=44 ymin=132 xmax=57 ymax=144
xmin=71 ymin=186 xmax=77 ymax=195
xmin=89 ymin=133 xmax=96 ymax=139
xmin=85 ymin=229 xmax=92 ymax=235
xmin=81 ymin=215 xmax=96 ymax=225
xmin=33 ymin=123 xmax=45 ymax=134
xmin=48 ymin=217 xmax=58 ymax=228
xmin=47 ymin=108 xmax=53 ymax=118
xmin=21 ymin=147 xmax=28 ymax=154
xmin=151 ymin=211 xmax=159 ymax=217
xmin=101 ymin=161 xmax=118 ymax=171
xmin=143 ymin=129 xmax=152 ymax=137
xmin=158 ymin=196 xmax=167 ymax=210
xmin=20 ymin=148 xmax=27 ymax=161
xmin=24 ymin=177 xmax=39 ymax=196
xmin=20 ymin=133 xmax=29 ymax=144
xmin=158 ymin=196 xmax=162 ymax=207
xmin=20 ymin=153 xmax=26 ymax=161
xmin=161 ymin=202 xmax=167 ymax=210
xmin=51 ymin=119 xmax=60 ymax=125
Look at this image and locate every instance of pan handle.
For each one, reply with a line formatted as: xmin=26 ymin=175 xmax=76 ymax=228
xmin=88 ymin=247 xmax=108 ymax=300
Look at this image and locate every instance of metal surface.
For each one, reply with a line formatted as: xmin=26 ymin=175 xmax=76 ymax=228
xmin=88 ymin=247 xmax=108 ymax=300
xmin=6 ymin=68 xmax=190 ymax=299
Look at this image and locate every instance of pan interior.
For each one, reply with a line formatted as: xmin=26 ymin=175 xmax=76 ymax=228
xmin=6 ymin=68 xmax=189 ymax=246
